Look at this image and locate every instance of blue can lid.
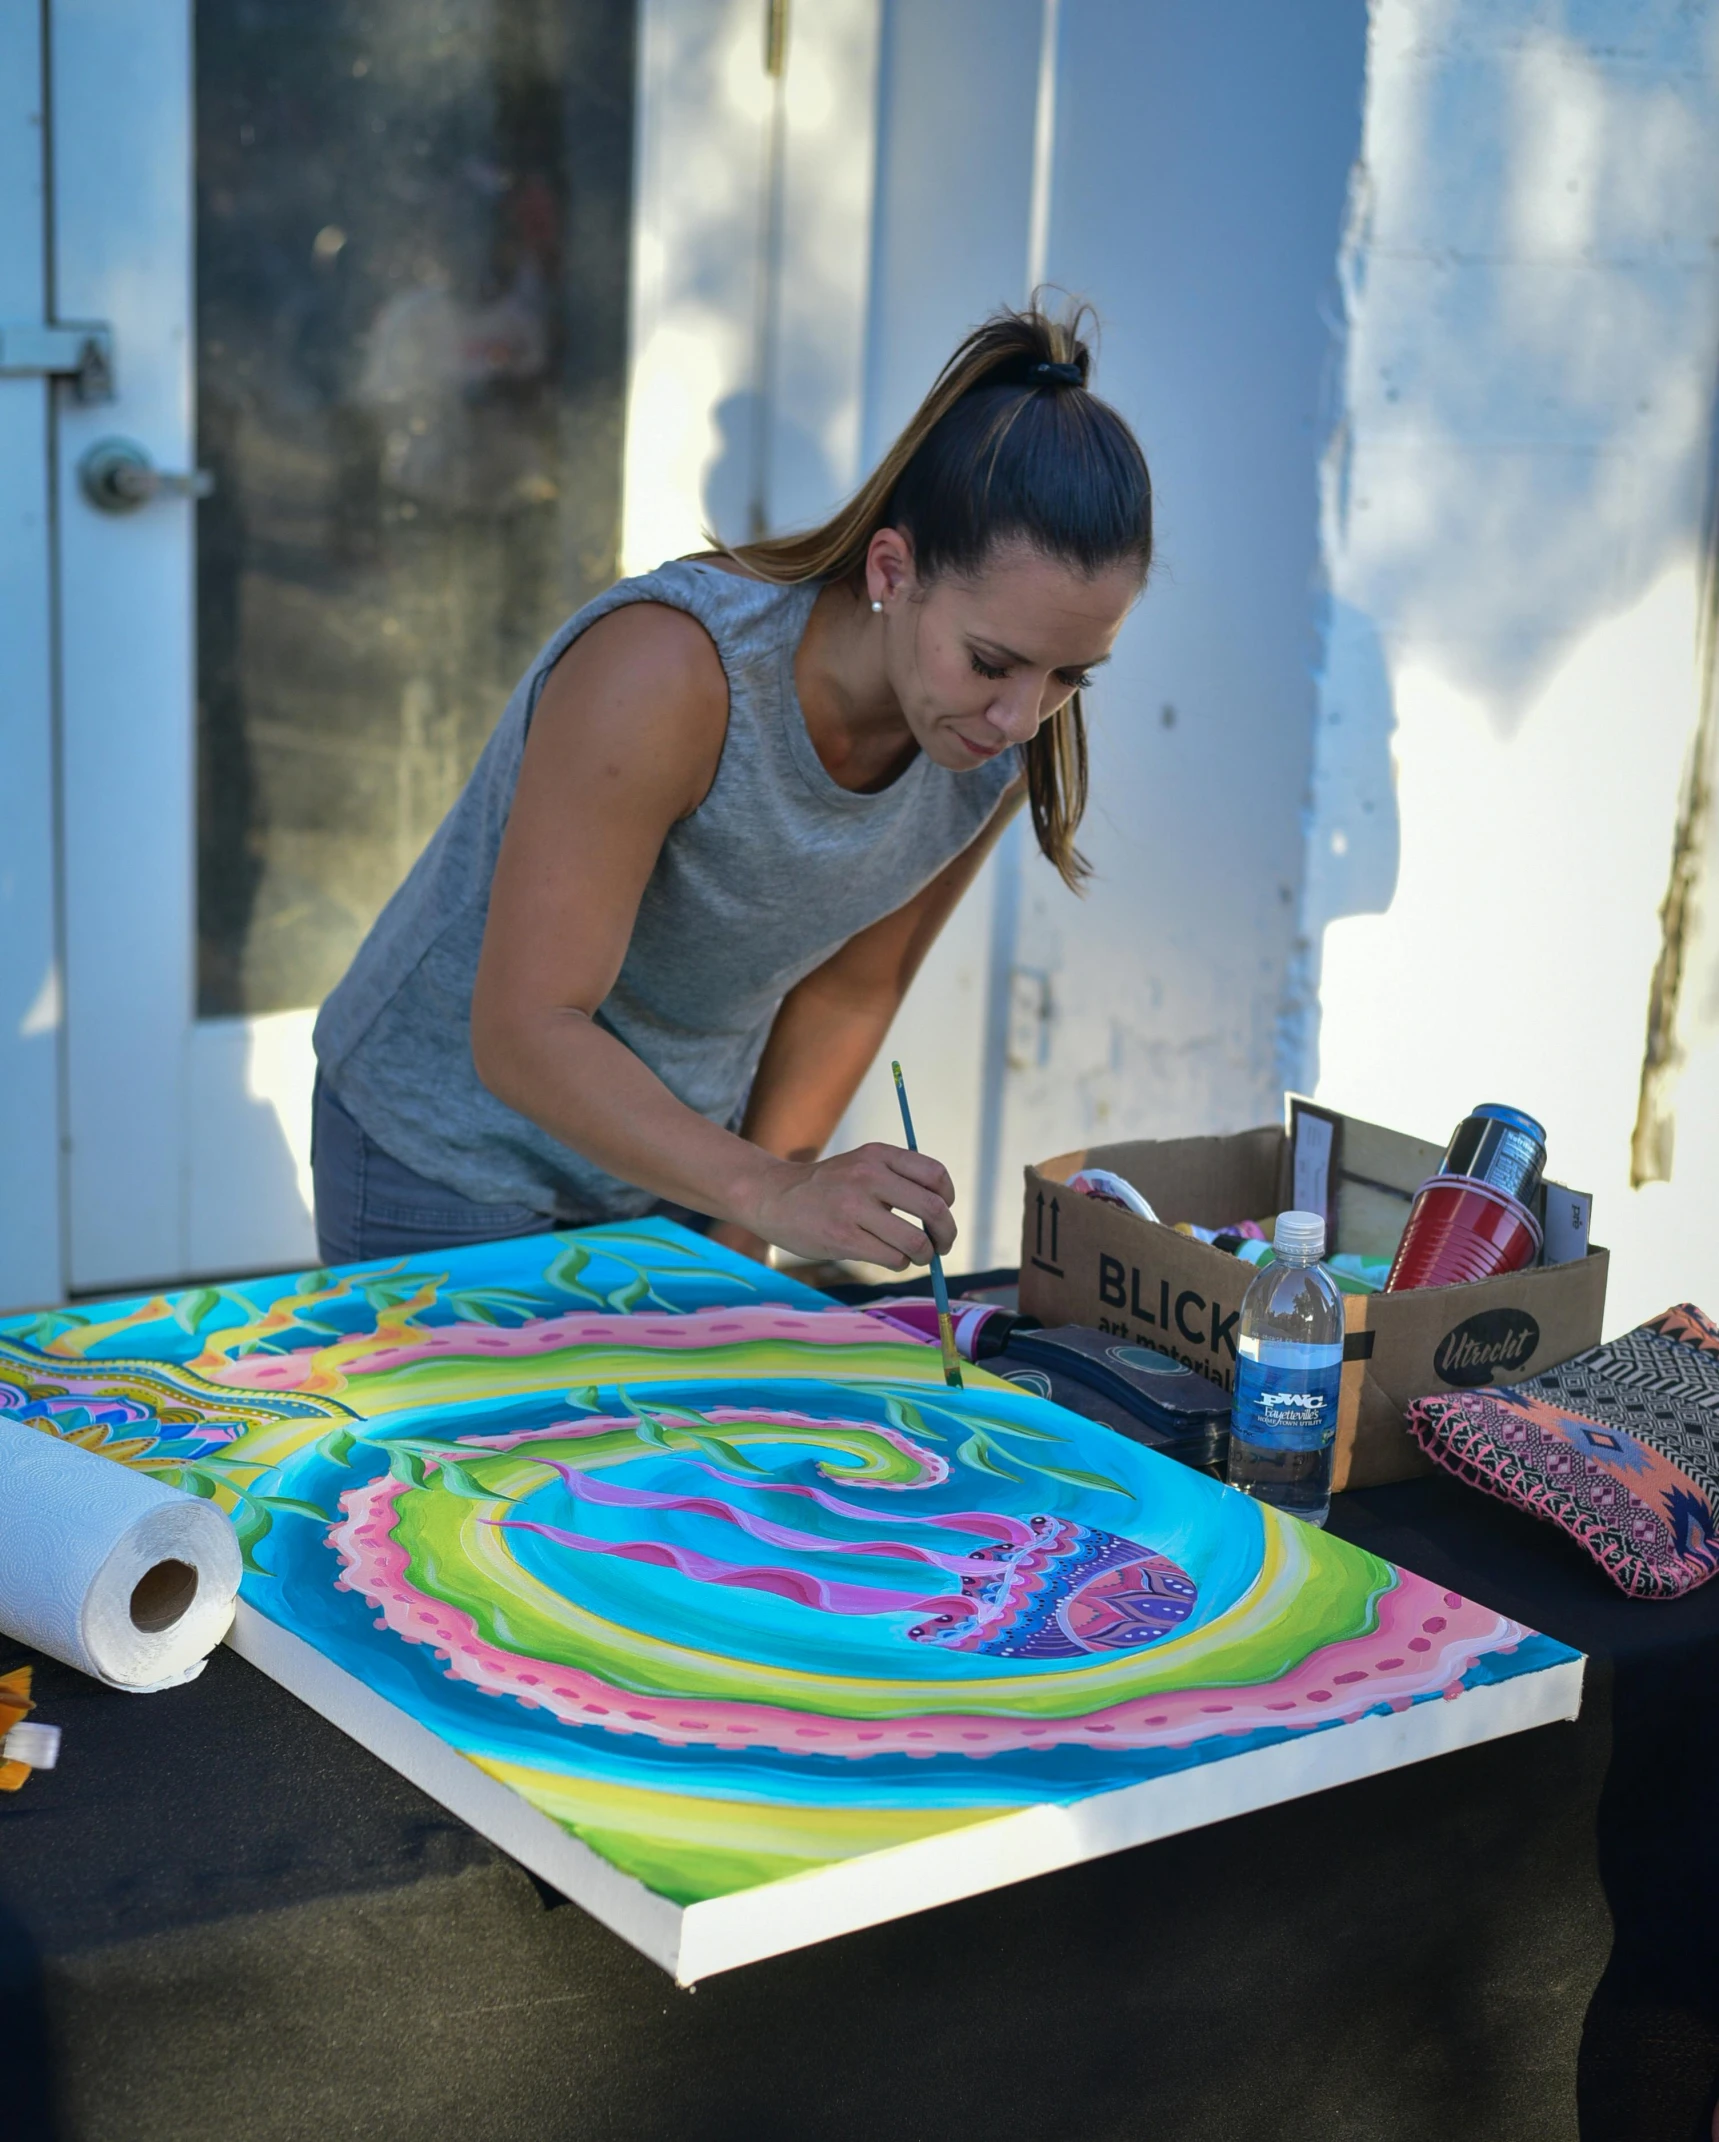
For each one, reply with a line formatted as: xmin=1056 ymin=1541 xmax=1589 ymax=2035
xmin=1471 ymin=1102 xmax=1546 ymax=1144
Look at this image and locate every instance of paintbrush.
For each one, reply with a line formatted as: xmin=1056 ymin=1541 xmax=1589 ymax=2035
xmin=889 ymin=1060 xmax=963 ymax=1390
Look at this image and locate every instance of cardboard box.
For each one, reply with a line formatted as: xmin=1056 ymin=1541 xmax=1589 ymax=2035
xmin=1019 ymin=1104 xmax=1609 ymax=1492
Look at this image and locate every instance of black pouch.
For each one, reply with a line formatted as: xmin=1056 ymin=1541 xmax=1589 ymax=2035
xmin=989 ymin=1325 xmax=1232 ymax=1476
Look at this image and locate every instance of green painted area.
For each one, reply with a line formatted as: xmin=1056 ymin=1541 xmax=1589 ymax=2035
xmin=470 ymin=1751 xmax=1007 ymax=1904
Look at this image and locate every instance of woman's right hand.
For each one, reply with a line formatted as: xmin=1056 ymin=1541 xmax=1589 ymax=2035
xmin=745 ymin=1143 xmax=957 ymax=1270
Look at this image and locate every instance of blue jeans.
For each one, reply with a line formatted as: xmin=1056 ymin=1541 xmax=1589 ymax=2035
xmin=310 ymin=1073 xmax=714 ymax=1266
xmin=311 ymin=1073 xmax=558 ymax=1266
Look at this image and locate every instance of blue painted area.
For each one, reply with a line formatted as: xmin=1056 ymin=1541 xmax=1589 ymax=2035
xmin=0 ymin=1219 xmax=825 ymax=1362
xmin=1459 ymin=1628 xmax=1582 ymax=1687
xmin=232 ymin=1359 xmax=1553 ymax=1839
xmin=259 ymin=1376 xmax=1267 ymax=1691
xmin=246 ymin=1475 xmax=1535 ymax=1821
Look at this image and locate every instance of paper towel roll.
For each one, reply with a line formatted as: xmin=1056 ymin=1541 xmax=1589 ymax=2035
xmin=0 ymin=1425 xmax=243 ymax=1690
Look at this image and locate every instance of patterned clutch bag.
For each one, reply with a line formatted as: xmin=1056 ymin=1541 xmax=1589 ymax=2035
xmin=1405 ymin=1304 xmax=1719 ymax=1600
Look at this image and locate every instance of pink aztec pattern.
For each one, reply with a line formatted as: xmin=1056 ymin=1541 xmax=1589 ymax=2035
xmin=1406 ymin=1304 xmax=1719 ymax=1601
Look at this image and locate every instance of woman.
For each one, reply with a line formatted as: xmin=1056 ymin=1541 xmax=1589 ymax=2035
xmin=311 ymin=304 xmax=1153 ymax=1272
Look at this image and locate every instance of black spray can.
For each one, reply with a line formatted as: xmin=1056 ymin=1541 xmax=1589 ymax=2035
xmin=1440 ymin=1104 xmax=1547 ymax=1206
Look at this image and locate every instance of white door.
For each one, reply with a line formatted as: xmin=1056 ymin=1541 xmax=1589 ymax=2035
xmin=1 ymin=0 xmax=884 ymax=1307
xmin=34 ymin=0 xmax=640 ymax=1294
xmin=21 ymin=0 xmax=645 ymax=1299
xmin=52 ymin=2 xmax=209 ymax=1296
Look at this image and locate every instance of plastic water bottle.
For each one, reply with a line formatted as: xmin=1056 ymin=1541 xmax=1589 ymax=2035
xmin=1225 ymin=1209 xmax=1345 ymax=1526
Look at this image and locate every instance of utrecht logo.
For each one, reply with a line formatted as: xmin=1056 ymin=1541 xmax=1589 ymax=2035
xmin=1434 ymin=1309 xmax=1540 ymax=1388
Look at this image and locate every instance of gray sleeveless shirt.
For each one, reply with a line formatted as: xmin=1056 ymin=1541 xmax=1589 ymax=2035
xmin=313 ymin=558 xmax=1021 ymax=1220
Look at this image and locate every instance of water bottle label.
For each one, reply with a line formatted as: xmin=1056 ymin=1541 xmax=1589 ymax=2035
xmin=1233 ymin=1337 xmax=1343 ymax=1451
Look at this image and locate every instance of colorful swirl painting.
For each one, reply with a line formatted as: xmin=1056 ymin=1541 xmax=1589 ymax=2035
xmin=0 ymin=1220 xmax=1581 ymax=1980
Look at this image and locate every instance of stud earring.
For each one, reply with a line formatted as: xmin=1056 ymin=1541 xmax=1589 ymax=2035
xmin=871 ymin=599 xmax=883 ymax=614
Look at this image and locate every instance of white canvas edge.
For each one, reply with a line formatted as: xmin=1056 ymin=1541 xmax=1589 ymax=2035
xmin=230 ymin=1598 xmax=1581 ymax=1987
xmin=226 ymin=1601 xmax=685 ymax=1974
xmin=675 ymin=1652 xmax=1584 ymax=1981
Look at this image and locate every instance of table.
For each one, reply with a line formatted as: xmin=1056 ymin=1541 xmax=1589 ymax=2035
xmin=4 ymin=1471 xmax=1716 ymax=2141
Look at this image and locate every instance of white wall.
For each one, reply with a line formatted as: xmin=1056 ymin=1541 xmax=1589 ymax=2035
xmin=825 ymin=0 xmax=1048 ymax=1260
xmin=981 ymin=0 xmax=1368 ymax=1257
xmin=622 ymin=0 xmax=771 ymax=573
xmin=1302 ymin=0 xmax=1719 ymax=1334
xmin=620 ymin=0 xmax=1043 ymax=1258
xmin=840 ymin=2 xmax=1371 ymax=1271
xmin=620 ymin=0 xmax=882 ymax=573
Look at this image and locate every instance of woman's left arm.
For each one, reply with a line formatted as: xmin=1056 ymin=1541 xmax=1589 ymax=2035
xmin=712 ymin=782 xmax=1026 ymax=1261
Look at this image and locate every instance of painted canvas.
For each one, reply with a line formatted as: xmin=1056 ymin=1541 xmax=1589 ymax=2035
xmin=0 ymin=1221 xmax=1581 ymax=1981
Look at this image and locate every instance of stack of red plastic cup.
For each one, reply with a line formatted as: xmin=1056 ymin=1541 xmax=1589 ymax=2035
xmin=1384 ymin=1104 xmax=1546 ymax=1293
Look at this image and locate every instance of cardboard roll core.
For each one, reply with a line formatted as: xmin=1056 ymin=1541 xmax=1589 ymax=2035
xmin=129 ymin=1559 xmax=199 ymax=1634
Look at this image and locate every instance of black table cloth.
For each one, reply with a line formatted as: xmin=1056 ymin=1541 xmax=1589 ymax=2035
xmin=3 ymin=1470 xmax=1716 ymax=2141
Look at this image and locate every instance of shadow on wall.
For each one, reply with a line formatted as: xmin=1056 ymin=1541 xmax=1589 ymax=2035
xmin=1286 ymin=2 xmax=1719 ymax=1099
xmin=1279 ymin=598 xmax=1399 ymax=1089
xmin=701 ymin=389 xmax=838 ymax=550
xmin=996 ymin=0 xmax=1370 ymax=1165
xmin=1329 ymin=9 xmax=1717 ymax=731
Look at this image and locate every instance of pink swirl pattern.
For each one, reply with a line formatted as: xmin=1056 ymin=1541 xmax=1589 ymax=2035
xmin=492 ymin=1519 xmax=958 ymax=1618
xmin=208 ymin=1308 xmax=912 ymax=1392
xmin=330 ymin=1473 xmax=1524 ymax=1760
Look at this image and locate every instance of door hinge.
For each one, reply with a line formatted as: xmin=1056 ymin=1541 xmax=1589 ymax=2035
xmin=0 ymin=322 xmax=114 ymax=402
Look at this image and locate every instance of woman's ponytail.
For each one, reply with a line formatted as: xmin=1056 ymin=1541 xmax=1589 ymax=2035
xmin=722 ymin=299 xmax=1152 ymax=891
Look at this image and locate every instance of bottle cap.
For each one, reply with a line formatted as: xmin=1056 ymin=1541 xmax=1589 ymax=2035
xmin=1274 ymin=1209 xmax=1326 ymax=1260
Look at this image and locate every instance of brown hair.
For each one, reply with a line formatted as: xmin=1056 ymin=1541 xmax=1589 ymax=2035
xmin=721 ymin=300 xmax=1152 ymax=888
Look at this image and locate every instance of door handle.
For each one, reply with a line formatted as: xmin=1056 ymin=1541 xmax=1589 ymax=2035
xmin=78 ymin=437 xmax=215 ymax=513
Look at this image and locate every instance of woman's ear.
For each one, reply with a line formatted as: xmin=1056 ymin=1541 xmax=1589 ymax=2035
xmin=864 ymin=526 xmax=917 ymax=609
